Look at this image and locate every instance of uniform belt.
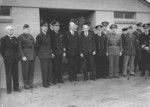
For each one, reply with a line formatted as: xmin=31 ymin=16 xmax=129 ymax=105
xmin=109 ymin=44 xmax=119 ymax=46
xmin=22 ymin=47 xmax=33 ymax=49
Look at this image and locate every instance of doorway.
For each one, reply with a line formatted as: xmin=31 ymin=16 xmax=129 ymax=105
xmin=40 ymin=8 xmax=95 ymax=33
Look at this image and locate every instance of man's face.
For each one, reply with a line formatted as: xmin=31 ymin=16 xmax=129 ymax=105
xmin=103 ymin=26 xmax=107 ymax=31
xmin=41 ymin=24 xmax=48 ymax=33
xmin=137 ymin=26 xmax=141 ymax=30
xmin=144 ymin=28 xmax=149 ymax=32
xmin=128 ymin=28 xmax=133 ymax=34
xmin=7 ymin=28 xmax=14 ymax=35
xmin=24 ymin=28 xmax=30 ymax=34
xmin=111 ymin=28 xmax=117 ymax=33
xmin=69 ymin=23 xmax=76 ymax=31
xmin=83 ymin=25 xmax=89 ymax=32
xmin=53 ymin=24 xmax=60 ymax=32
xmin=123 ymin=31 xmax=128 ymax=34
xmin=97 ymin=27 xmax=102 ymax=33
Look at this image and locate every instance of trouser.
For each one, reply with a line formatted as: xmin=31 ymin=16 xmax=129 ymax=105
xmin=123 ymin=55 xmax=135 ymax=75
xmin=108 ymin=55 xmax=119 ymax=76
xmin=68 ymin=55 xmax=79 ymax=81
xmin=141 ymin=51 xmax=150 ymax=75
xmin=134 ymin=55 xmax=141 ymax=72
xmin=81 ymin=53 xmax=95 ymax=80
xmin=52 ymin=54 xmax=63 ymax=82
xmin=4 ymin=61 xmax=19 ymax=92
xmin=119 ymin=55 xmax=123 ymax=74
xmin=95 ymin=54 xmax=107 ymax=78
xmin=40 ymin=59 xmax=52 ymax=86
xmin=21 ymin=60 xmax=35 ymax=87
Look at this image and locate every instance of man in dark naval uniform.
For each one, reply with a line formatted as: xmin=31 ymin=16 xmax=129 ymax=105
xmin=134 ymin=22 xmax=143 ymax=73
xmin=65 ymin=22 xmax=79 ymax=82
xmin=51 ymin=20 xmax=66 ymax=84
xmin=0 ymin=26 xmax=21 ymax=94
xmin=140 ymin=24 xmax=150 ymax=76
xmin=18 ymin=24 xmax=36 ymax=89
xmin=94 ymin=25 xmax=107 ymax=79
xmin=79 ymin=24 xmax=96 ymax=81
xmin=120 ymin=28 xmax=128 ymax=74
xmin=35 ymin=22 xmax=53 ymax=88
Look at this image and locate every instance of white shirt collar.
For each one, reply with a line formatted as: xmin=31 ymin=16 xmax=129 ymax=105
xmin=7 ymin=34 xmax=13 ymax=37
xmin=42 ymin=31 xmax=47 ymax=35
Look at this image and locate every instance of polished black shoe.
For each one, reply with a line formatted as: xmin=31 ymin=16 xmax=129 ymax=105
xmin=103 ymin=76 xmax=109 ymax=79
xmin=24 ymin=85 xmax=31 ymax=89
xmin=91 ymin=77 xmax=96 ymax=81
xmin=58 ymin=80 xmax=65 ymax=83
xmin=108 ymin=76 xmax=113 ymax=79
xmin=122 ymin=74 xmax=127 ymax=77
xmin=43 ymin=85 xmax=49 ymax=88
xmin=7 ymin=90 xmax=11 ymax=94
xmin=73 ymin=79 xmax=79 ymax=81
xmin=113 ymin=75 xmax=119 ymax=78
xmin=130 ymin=74 xmax=135 ymax=76
xmin=52 ymin=81 xmax=57 ymax=85
xmin=14 ymin=88 xmax=21 ymax=92
xmin=140 ymin=74 xmax=145 ymax=77
xmin=47 ymin=83 xmax=52 ymax=86
xmin=30 ymin=84 xmax=37 ymax=88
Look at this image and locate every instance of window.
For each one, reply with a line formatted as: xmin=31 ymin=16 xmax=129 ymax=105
xmin=114 ymin=12 xmax=135 ymax=19
xmin=0 ymin=6 xmax=11 ymax=16
xmin=0 ymin=6 xmax=12 ymax=23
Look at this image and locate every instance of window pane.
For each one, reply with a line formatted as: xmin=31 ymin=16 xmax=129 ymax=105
xmin=114 ymin=12 xmax=124 ymax=18
xmin=125 ymin=12 xmax=134 ymax=19
xmin=0 ymin=6 xmax=11 ymax=16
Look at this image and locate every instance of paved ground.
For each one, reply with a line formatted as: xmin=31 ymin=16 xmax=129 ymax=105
xmin=1 ymin=56 xmax=150 ymax=107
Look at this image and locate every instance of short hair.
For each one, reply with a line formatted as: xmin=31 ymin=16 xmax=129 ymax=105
xmin=40 ymin=22 xmax=48 ymax=27
xmin=50 ymin=20 xmax=60 ymax=26
xmin=23 ymin=24 xmax=30 ymax=29
xmin=5 ymin=25 xmax=13 ymax=31
xmin=69 ymin=22 xmax=75 ymax=26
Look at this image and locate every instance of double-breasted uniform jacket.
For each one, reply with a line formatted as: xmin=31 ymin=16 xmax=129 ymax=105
xmin=51 ymin=31 xmax=65 ymax=55
xmin=79 ymin=31 xmax=96 ymax=55
xmin=94 ymin=33 xmax=106 ymax=56
xmin=140 ymin=31 xmax=150 ymax=55
xmin=0 ymin=35 xmax=20 ymax=63
xmin=65 ymin=30 xmax=79 ymax=57
xmin=35 ymin=32 xmax=52 ymax=59
xmin=133 ymin=29 xmax=143 ymax=54
xmin=106 ymin=33 xmax=122 ymax=56
xmin=122 ymin=33 xmax=137 ymax=56
xmin=18 ymin=33 xmax=36 ymax=60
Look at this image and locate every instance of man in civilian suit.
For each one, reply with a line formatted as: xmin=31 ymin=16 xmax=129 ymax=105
xmin=35 ymin=22 xmax=52 ymax=88
xmin=18 ymin=24 xmax=36 ymax=89
xmin=0 ymin=26 xmax=21 ymax=94
xmin=79 ymin=24 xmax=96 ymax=81
xmin=65 ymin=22 xmax=79 ymax=82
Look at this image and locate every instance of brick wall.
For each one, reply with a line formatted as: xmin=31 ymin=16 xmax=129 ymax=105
xmin=0 ymin=7 xmax=40 ymax=38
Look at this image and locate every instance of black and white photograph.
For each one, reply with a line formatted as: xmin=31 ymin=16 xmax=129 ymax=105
xmin=0 ymin=0 xmax=150 ymax=107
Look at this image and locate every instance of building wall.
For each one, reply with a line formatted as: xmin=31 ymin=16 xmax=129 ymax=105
xmin=0 ymin=7 xmax=40 ymax=38
xmin=95 ymin=11 xmax=114 ymax=31
xmin=2 ymin=0 xmax=150 ymax=12
xmin=95 ymin=10 xmax=150 ymax=34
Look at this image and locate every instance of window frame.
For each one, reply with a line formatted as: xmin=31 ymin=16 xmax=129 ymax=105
xmin=0 ymin=6 xmax=13 ymax=23
xmin=114 ymin=11 xmax=136 ymax=24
